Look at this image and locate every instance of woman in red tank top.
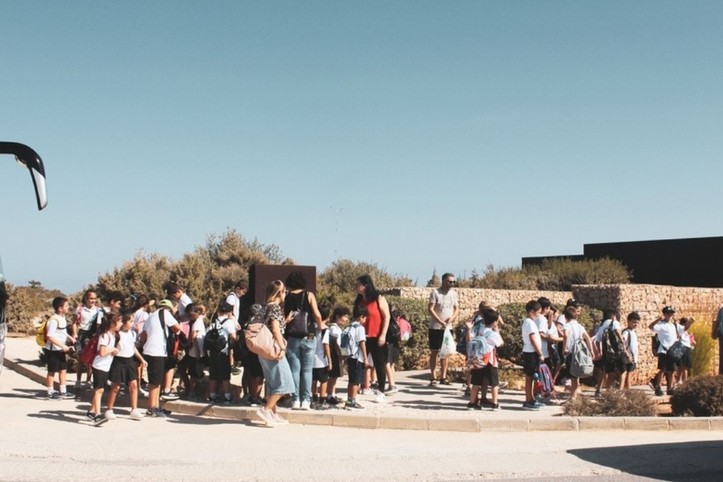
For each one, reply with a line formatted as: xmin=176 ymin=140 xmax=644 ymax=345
xmin=354 ymin=275 xmax=391 ymax=397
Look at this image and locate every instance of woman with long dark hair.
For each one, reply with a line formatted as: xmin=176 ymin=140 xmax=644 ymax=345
xmin=354 ymin=274 xmax=391 ymax=401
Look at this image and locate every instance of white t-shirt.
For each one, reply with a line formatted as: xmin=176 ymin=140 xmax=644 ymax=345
xmin=328 ymin=323 xmax=342 ymax=347
xmin=132 ymin=308 xmax=149 ymax=335
xmin=116 ymin=330 xmax=137 ymax=358
xmin=76 ymin=305 xmax=102 ymax=332
xmin=521 ymin=317 xmax=540 ymax=353
xmin=225 ymin=292 xmax=241 ymax=321
xmin=142 ymin=308 xmax=179 ymax=357
xmin=653 ymin=321 xmax=677 ymax=353
xmin=555 ymin=313 xmax=567 ymax=326
xmin=677 ymin=324 xmax=693 ymax=349
xmin=564 ymin=320 xmax=585 ymax=355
xmin=593 ymin=319 xmax=622 ymax=344
xmin=188 ymin=317 xmax=206 ymax=359
xmin=428 ymin=289 xmax=458 ymax=330
xmin=622 ymin=328 xmax=638 ymax=363
xmin=313 ymin=328 xmax=330 ymax=368
xmin=92 ymin=332 xmax=116 ymax=372
xmin=348 ymin=321 xmax=367 ymax=362
xmin=45 ymin=314 xmax=69 ymax=351
xmin=534 ymin=315 xmax=554 ymax=358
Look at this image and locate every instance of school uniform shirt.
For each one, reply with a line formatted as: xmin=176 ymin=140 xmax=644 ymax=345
xmin=76 ymin=305 xmax=102 ymax=332
xmin=132 ymin=308 xmax=149 ymax=335
xmin=653 ymin=321 xmax=677 ymax=353
xmin=142 ymin=308 xmax=180 ymax=357
xmin=622 ymin=329 xmax=639 ymax=363
xmin=534 ymin=315 xmax=554 ymax=358
xmin=521 ymin=317 xmax=540 ymax=353
xmin=188 ymin=317 xmax=206 ymax=359
xmin=328 ymin=323 xmax=342 ymax=347
xmin=563 ymin=321 xmax=585 ymax=355
xmin=556 ymin=313 xmax=567 ymax=326
xmin=45 ymin=314 xmax=69 ymax=351
xmin=593 ymin=319 xmax=622 ymax=344
xmin=225 ymin=292 xmax=241 ymax=321
xmin=116 ymin=330 xmax=137 ymax=358
xmin=677 ymin=325 xmax=693 ymax=349
xmin=210 ymin=316 xmax=236 ymax=355
xmin=92 ymin=332 xmax=117 ymax=372
xmin=313 ymin=328 xmax=330 ymax=368
xmin=348 ymin=321 xmax=367 ymax=362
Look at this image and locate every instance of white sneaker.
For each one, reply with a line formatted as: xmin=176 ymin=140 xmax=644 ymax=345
xmin=300 ymin=400 xmax=311 ymax=410
xmin=372 ymin=389 xmax=387 ymax=404
xmin=104 ymin=410 xmax=116 ymax=420
xmin=129 ymin=409 xmax=144 ymax=420
xmin=139 ymin=387 xmax=149 ymax=398
xmin=291 ymin=400 xmax=301 ymax=410
xmin=272 ymin=411 xmax=289 ymax=425
xmin=256 ymin=408 xmax=277 ymax=426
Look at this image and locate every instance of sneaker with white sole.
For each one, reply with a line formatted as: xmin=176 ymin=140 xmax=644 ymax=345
xmin=372 ymin=389 xmax=386 ymax=404
xmin=129 ymin=409 xmax=144 ymax=420
xmin=104 ymin=410 xmax=116 ymax=420
xmin=300 ymin=400 xmax=311 ymax=410
xmin=161 ymin=391 xmax=179 ymax=401
xmin=256 ymin=408 xmax=277 ymax=426
xmin=291 ymin=400 xmax=301 ymax=410
xmin=272 ymin=411 xmax=289 ymax=425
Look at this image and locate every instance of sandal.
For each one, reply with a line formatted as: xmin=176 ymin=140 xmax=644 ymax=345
xmin=440 ymin=378 xmax=451 ymax=385
xmin=428 ymin=379 xmax=438 ymax=386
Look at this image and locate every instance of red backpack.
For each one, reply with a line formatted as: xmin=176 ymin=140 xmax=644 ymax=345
xmin=79 ymin=334 xmax=100 ymax=365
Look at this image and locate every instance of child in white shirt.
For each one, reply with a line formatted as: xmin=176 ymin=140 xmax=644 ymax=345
xmin=44 ymin=297 xmax=75 ymax=400
xmin=88 ymin=313 xmax=122 ymax=425
xmin=311 ymin=305 xmax=331 ymax=409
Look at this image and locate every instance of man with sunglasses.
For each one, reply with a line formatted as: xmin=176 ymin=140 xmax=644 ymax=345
xmin=427 ymin=273 xmax=459 ymax=385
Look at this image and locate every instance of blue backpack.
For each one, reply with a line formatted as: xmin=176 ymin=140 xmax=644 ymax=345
xmin=466 ymin=323 xmax=493 ymax=368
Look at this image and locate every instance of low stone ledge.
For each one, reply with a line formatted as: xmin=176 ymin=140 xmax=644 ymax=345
xmin=528 ymin=418 xmax=579 ymax=431
xmin=577 ymin=417 xmax=626 ymax=431
xmin=624 ymin=417 xmax=670 ymax=430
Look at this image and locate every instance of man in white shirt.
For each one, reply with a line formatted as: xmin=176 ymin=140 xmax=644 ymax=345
xmin=427 ymin=273 xmax=459 ymax=385
xmin=648 ymin=306 xmax=678 ymax=396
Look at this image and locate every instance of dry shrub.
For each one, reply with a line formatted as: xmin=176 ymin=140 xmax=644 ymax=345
xmin=670 ymin=375 xmax=723 ymax=417
xmin=562 ymin=389 xmax=656 ymax=417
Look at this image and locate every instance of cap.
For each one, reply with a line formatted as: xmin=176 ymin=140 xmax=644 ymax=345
xmin=662 ymin=305 xmax=675 ymax=314
xmin=158 ymin=299 xmax=174 ymax=310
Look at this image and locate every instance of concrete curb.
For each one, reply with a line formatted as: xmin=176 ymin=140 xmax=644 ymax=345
xmin=5 ymin=354 xmax=722 ymax=433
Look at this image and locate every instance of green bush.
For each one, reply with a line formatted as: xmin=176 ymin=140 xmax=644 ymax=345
xmin=562 ymin=389 xmax=656 ymax=417
xmin=690 ymin=321 xmax=716 ymax=376
xmin=457 ymin=258 xmax=631 ymax=291
xmin=386 ymin=295 xmax=430 ymax=370
xmin=670 ymin=375 xmax=723 ymax=416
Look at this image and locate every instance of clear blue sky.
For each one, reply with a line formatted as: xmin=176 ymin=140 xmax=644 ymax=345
xmin=1 ymin=1 xmax=722 ymax=294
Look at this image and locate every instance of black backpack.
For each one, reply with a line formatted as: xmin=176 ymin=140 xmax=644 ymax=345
xmin=387 ymin=317 xmax=401 ymax=343
xmin=203 ymin=318 xmax=228 ymax=357
xmin=601 ymin=321 xmax=623 ymax=364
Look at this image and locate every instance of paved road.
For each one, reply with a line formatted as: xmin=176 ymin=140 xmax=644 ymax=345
xmin=1 ymin=367 xmax=722 ymax=481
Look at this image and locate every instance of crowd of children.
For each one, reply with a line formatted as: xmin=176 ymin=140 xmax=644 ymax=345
xmin=39 ymin=281 xmax=702 ymax=424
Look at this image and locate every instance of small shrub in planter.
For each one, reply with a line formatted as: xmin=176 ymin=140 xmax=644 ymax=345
xmin=670 ymin=375 xmax=723 ymax=417
xmin=562 ymin=389 xmax=656 ymax=417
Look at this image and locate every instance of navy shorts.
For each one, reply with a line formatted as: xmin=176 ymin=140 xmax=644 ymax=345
xmin=346 ymin=358 xmax=364 ymax=386
xmin=44 ymin=349 xmax=67 ymax=373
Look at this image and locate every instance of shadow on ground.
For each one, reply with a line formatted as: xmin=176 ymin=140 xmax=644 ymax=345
xmin=569 ymin=440 xmax=723 ymax=482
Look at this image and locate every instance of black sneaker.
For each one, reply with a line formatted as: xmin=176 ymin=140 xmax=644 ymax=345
xmin=655 ymin=388 xmax=664 ymax=396
xmin=490 ymin=403 xmax=500 ymax=411
xmin=86 ymin=411 xmax=96 ymax=421
xmin=60 ymin=392 xmax=75 ymax=400
xmin=648 ymin=377 xmax=659 ymax=390
xmin=93 ymin=414 xmax=108 ymax=426
xmin=466 ymin=402 xmax=481 ymax=411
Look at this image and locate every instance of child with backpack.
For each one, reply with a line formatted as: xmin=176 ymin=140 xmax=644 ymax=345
xmin=466 ymin=308 xmax=503 ymax=410
xmin=206 ymin=301 xmax=238 ymax=405
xmin=185 ymin=303 xmax=207 ymax=401
xmin=311 ymin=304 xmax=331 ymax=409
xmin=592 ymin=309 xmax=625 ymax=397
xmin=675 ymin=317 xmax=696 ymax=385
xmin=88 ymin=312 xmax=122 ymax=425
xmin=648 ymin=306 xmax=678 ymax=396
xmin=326 ymin=306 xmax=349 ymax=405
xmin=562 ymin=306 xmax=594 ymax=400
xmin=620 ymin=312 xmax=640 ymax=390
xmin=105 ymin=313 xmax=147 ymax=421
xmin=521 ymin=300 xmax=545 ymax=410
xmin=43 ymin=297 xmax=75 ymax=400
xmin=343 ymin=304 xmax=368 ymax=409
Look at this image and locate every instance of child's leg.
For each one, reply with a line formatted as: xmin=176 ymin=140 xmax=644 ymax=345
xmin=222 ymin=380 xmax=231 ymax=400
xmin=91 ymin=388 xmax=103 ymax=414
xmin=46 ymin=371 xmax=56 ymax=395
xmin=58 ymin=369 xmax=67 ymax=393
xmin=252 ymin=376 xmax=263 ymax=399
xmin=570 ymin=378 xmax=579 ymax=399
xmin=327 ymin=377 xmax=338 ymax=398
xmin=209 ymin=379 xmax=218 ymax=399
xmin=319 ymin=380 xmax=328 ymax=400
xmin=128 ymin=380 xmax=139 ymax=410
xmin=348 ymin=383 xmax=358 ymax=401
xmin=479 ymin=382 xmax=489 ymax=402
xmin=490 ymin=385 xmax=499 ymax=404
xmin=664 ymin=370 xmax=673 ymax=392
xmin=620 ymin=370 xmax=629 ymax=390
xmin=385 ymin=363 xmax=395 ymax=389
xmin=106 ymin=384 xmax=121 ymax=411
xmin=525 ymin=376 xmax=534 ymax=403
xmin=469 ymin=385 xmax=479 ymax=405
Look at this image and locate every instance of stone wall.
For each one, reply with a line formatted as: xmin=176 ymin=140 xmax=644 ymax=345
xmin=573 ymin=284 xmax=722 ymax=385
xmin=392 ymin=284 xmax=721 ymax=386
xmin=390 ymin=287 xmax=572 ymax=321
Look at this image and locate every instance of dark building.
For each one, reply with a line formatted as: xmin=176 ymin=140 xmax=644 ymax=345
xmin=522 ymin=236 xmax=723 ymax=288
